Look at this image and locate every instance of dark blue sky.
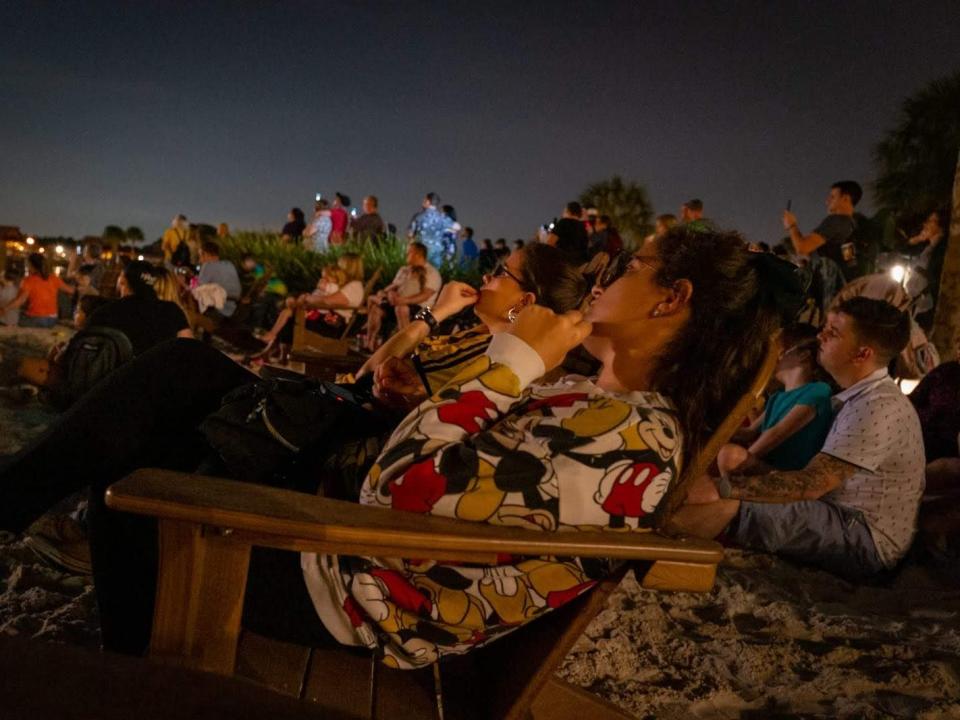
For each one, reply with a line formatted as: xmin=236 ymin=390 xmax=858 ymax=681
xmin=1 ymin=1 xmax=957 ymax=244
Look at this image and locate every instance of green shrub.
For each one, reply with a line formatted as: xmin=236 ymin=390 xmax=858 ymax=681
xmin=216 ymin=232 xmax=482 ymax=294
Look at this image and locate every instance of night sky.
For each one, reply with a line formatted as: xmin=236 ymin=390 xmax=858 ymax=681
xmin=2 ymin=1 xmax=957 ymax=245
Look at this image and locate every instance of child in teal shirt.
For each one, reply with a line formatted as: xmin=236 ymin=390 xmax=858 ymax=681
xmin=719 ymin=324 xmax=834 ymax=474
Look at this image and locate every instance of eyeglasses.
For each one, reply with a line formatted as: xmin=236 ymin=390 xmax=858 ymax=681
xmin=488 ymin=263 xmax=525 ymax=286
xmin=597 ymin=252 xmax=660 ymax=289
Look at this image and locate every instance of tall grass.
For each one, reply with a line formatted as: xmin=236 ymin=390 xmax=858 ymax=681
xmin=217 ymin=232 xmax=482 ymax=294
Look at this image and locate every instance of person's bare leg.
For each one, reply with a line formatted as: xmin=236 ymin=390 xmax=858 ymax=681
xmin=717 ymin=443 xmax=749 ymax=476
xmin=717 ymin=443 xmax=775 ymax=476
xmin=365 ymin=305 xmax=384 ymax=351
xmin=261 ymin=306 xmax=293 ymax=344
xmin=669 ymin=499 xmax=742 ymax=539
xmin=394 ymin=304 xmax=410 ymax=329
xmin=672 ymin=449 xmax=774 ymax=538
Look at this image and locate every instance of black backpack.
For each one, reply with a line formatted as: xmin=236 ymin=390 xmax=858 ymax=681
xmin=198 ymin=370 xmax=394 ymax=491
xmin=59 ymin=325 xmax=135 ymax=406
xmin=171 ymin=240 xmax=192 ymax=267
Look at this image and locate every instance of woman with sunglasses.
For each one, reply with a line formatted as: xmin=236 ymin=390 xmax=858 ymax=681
xmin=298 ymin=225 xmax=783 ymax=668
xmin=356 ymin=242 xmax=586 ymax=411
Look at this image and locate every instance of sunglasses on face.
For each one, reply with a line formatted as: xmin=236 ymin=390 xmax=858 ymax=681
xmin=488 ymin=263 xmax=525 ymax=286
xmin=597 ymin=251 xmax=660 ymax=289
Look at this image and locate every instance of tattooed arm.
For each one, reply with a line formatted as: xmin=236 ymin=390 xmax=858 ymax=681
xmin=721 ymin=453 xmax=857 ymax=503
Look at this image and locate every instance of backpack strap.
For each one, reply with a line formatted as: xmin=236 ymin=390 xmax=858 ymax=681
xmin=79 ymin=325 xmax=135 ymax=360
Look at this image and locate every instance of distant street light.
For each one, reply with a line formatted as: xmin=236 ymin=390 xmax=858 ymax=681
xmin=26 ymin=237 xmax=35 ymax=245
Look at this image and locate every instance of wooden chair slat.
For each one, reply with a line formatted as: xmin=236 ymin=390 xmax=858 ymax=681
xmin=106 ymin=470 xmax=724 ymax=564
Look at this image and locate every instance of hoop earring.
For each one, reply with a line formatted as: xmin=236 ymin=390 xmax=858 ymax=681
xmin=651 ymin=306 xmax=663 ymax=318
xmin=507 ymin=305 xmax=521 ymax=324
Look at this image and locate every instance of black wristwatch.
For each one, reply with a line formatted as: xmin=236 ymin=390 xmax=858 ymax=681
xmin=413 ymin=306 xmax=438 ymax=331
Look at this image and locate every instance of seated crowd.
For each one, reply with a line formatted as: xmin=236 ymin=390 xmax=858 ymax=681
xmin=0 ymin=185 xmax=954 ymax=671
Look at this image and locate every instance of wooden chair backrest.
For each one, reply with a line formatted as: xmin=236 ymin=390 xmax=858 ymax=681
xmin=361 ymin=267 xmax=382 ymax=300
xmin=656 ymin=333 xmax=782 ymax=528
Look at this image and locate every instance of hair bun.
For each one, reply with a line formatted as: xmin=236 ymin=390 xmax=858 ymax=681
xmin=747 ymin=251 xmax=804 ymax=322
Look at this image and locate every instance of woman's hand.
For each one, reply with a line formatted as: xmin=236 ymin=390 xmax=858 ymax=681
xmin=508 ymin=306 xmax=592 ymax=372
xmin=373 ymin=356 xmax=427 ymax=409
xmin=432 ymin=281 xmax=479 ymax=321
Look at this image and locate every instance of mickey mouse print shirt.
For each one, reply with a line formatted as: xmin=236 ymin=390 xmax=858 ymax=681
xmin=302 ymin=333 xmax=682 ymax=669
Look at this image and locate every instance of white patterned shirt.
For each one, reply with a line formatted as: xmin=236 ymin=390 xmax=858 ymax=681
xmin=822 ymin=368 xmax=925 ymax=566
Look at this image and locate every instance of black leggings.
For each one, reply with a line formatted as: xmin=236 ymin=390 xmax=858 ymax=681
xmin=0 ymin=339 xmax=335 ymax=654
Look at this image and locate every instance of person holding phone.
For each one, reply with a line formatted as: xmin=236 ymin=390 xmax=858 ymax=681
xmin=782 ymin=180 xmax=862 ymax=280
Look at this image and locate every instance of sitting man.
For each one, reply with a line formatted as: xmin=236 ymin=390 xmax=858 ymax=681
xmin=679 ymin=297 xmax=924 ymax=580
xmin=195 ymin=240 xmax=242 ymax=319
xmin=363 ymin=241 xmax=441 ymax=350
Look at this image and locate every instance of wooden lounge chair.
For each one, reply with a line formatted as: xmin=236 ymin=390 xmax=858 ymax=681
xmin=104 ymin=336 xmax=780 ymax=719
xmin=292 ymin=268 xmax=382 ymax=359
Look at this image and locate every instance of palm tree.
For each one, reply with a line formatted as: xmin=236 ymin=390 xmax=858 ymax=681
xmin=101 ymin=225 xmax=126 ymax=256
xmin=579 ymin=175 xmax=653 ymax=248
xmin=930 ymin=151 xmax=960 ymax=358
xmin=125 ymin=226 xmax=145 ymax=243
xmin=872 ymin=71 xmax=960 ymax=358
xmin=873 ymin=71 xmax=960 ymax=220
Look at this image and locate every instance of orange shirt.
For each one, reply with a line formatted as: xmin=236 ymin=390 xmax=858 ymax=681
xmin=20 ymin=274 xmax=70 ymax=317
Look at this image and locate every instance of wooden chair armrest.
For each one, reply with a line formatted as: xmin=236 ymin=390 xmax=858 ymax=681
xmin=106 ymin=469 xmax=722 ymax=565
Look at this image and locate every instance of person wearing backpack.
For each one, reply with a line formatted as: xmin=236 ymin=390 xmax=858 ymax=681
xmin=161 ymin=214 xmax=191 ymax=266
xmin=84 ymin=261 xmax=193 ymax=356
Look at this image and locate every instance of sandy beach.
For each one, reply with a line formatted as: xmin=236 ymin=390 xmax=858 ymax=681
xmin=1 ymin=327 xmax=958 ymax=718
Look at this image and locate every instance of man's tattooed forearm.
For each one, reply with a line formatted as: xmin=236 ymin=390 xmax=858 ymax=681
xmin=728 ymin=470 xmax=812 ymax=500
xmin=727 ymin=455 xmax=853 ymax=502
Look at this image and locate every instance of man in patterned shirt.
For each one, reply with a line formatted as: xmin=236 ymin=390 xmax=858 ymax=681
xmin=408 ymin=192 xmax=454 ymax=266
xmin=681 ymin=297 xmax=925 ymax=580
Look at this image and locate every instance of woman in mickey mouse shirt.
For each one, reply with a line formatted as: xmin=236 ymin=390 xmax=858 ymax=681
xmin=303 ymin=227 xmax=783 ymax=668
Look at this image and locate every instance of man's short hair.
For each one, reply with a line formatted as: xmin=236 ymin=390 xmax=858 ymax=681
xmin=565 ymin=201 xmax=582 ymax=217
xmin=408 ymin=241 xmax=427 ymax=259
xmin=835 ymin=296 xmax=910 ymax=364
xmin=201 ymin=240 xmax=220 ymax=257
xmin=365 ymin=195 xmax=378 ymax=209
xmin=832 ymin=180 xmax=863 ymax=206
xmin=464 ymin=226 xmax=474 ymax=237
xmin=683 ymin=198 xmax=703 ymax=212
xmin=425 ymin=192 xmax=440 ymax=206
xmin=86 ymin=241 xmax=102 ymax=260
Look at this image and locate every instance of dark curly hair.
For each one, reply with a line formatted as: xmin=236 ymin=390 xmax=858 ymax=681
xmin=650 ymin=226 xmax=782 ymax=461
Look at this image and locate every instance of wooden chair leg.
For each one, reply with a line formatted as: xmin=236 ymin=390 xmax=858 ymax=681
xmin=531 ymin=677 xmax=635 ymax=720
xmin=150 ymin=519 xmax=251 ymax=675
xmin=640 ymin=560 xmax=717 ymax=592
